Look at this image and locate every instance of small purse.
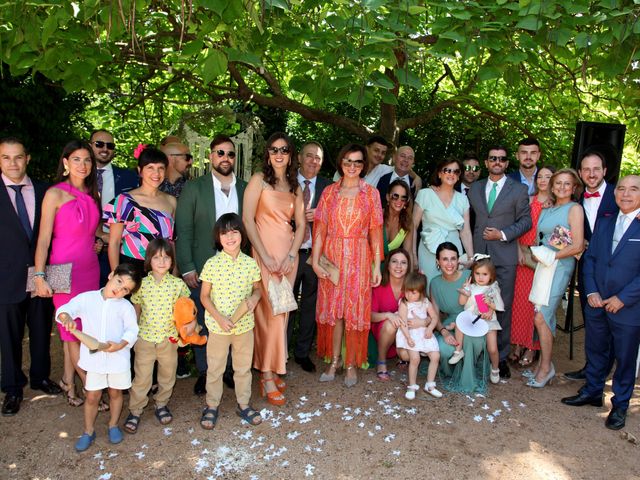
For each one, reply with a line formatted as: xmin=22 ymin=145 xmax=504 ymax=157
xmin=267 ymin=275 xmax=298 ymax=315
xmin=26 ymin=263 xmax=72 ymax=296
xmin=521 ymin=246 xmax=537 ymax=270
xmin=306 ymin=254 xmax=340 ymax=286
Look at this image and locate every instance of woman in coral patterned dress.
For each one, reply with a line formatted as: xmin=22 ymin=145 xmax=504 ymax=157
xmin=243 ymin=132 xmax=306 ymax=406
xmin=312 ymin=143 xmax=383 ymax=387
xmin=510 ymin=166 xmax=554 ymax=367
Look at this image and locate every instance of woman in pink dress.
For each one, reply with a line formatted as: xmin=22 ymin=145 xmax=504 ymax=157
xmin=312 ymin=143 xmax=383 ymax=387
xmin=34 ymin=140 xmax=101 ymax=406
xmin=243 ymin=132 xmax=306 ymax=406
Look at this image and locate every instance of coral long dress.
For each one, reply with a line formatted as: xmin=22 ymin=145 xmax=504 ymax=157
xmin=314 ymin=179 xmax=383 ymax=368
xmin=252 ymin=187 xmax=298 ymax=375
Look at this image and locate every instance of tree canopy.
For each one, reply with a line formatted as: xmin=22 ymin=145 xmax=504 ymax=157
xmin=1 ymin=0 xmax=638 ymax=171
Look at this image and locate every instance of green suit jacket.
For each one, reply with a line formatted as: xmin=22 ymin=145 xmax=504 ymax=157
xmin=175 ymin=172 xmax=247 ymax=275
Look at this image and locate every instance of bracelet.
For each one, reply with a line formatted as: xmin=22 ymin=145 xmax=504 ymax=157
xmin=34 ymin=271 xmax=46 ymax=278
xmin=288 ymin=254 xmax=295 ymax=261
xmin=440 ymin=327 xmax=447 ymax=334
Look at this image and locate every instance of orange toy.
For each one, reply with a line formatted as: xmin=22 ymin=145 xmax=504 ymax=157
xmin=173 ymin=297 xmax=207 ymax=346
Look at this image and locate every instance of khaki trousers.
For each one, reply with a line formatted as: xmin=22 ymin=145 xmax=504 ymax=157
xmin=128 ymin=338 xmax=178 ymax=415
xmin=206 ymin=330 xmax=254 ymax=407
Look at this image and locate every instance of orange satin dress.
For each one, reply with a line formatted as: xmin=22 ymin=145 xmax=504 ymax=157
xmin=252 ymin=187 xmax=298 ymax=375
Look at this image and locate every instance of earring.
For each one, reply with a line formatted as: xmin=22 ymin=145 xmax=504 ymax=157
xmin=436 ymin=264 xmax=441 ymax=270
xmin=63 ymin=165 xmax=70 ymax=176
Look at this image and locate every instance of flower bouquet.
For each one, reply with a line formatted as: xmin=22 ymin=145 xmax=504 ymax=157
xmin=548 ymin=225 xmax=572 ymax=250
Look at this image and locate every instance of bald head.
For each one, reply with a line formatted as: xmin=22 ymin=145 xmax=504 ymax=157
xmin=393 ymin=146 xmax=415 ymax=177
xmin=615 ymin=175 xmax=640 ymax=214
xmin=161 ymin=142 xmax=193 ymax=178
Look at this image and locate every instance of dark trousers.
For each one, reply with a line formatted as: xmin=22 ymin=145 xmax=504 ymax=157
xmin=0 ymin=296 xmax=54 ymax=396
xmin=584 ymin=305 xmax=640 ymax=410
xmin=495 ymin=264 xmax=517 ymax=361
xmin=288 ymin=250 xmax=318 ymax=358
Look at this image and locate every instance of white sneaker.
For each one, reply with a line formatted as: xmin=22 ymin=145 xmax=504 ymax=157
xmin=424 ymin=382 xmax=443 ymax=398
xmin=490 ymin=368 xmax=500 ymax=384
xmin=405 ymin=384 xmax=419 ymax=400
xmin=448 ymin=350 xmax=465 ymax=365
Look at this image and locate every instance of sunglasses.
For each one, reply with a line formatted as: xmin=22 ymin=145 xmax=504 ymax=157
xmin=389 ymin=193 xmax=409 ymax=202
xmin=343 ymin=159 xmax=365 ymax=166
xmin=169 ymin=153 xmax=193 ymax=161
xmin=93 ymin=141 xmax=115 ymax=150
xmin=267 ymin=146 xmax=291 ymax=155
xmin=214 ymin=150 xmax=236 ymax=159
xmin=488 ymin=156 xmax=508 ymax=163
xmin=442 ymin=167 xmax=461 ymax=175
xmin=464 ymin=165 xmax=481 ymax=172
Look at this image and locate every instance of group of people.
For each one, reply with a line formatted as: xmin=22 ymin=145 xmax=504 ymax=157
xmin=1 ymin=130 xmax=639 ymax=454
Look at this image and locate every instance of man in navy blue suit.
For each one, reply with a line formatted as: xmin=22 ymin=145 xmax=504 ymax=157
xmin=564 ymin=150 xmax=618 ymax=381
xmin=90 ymin=129 xmax=138 ymax=285
xmin=507 ymin=138 xmax=540 ymax=196
xmin=376 ymin=146 xmax=421 ymax=207
xmin=562 ymin=175 xmax=640 ymax=430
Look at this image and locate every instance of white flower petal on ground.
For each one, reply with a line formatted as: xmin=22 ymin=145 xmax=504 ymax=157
xmin=473 ymin=415 xmax=483 ymax=422
xmin=98 ymin=474 xmax=112 ymax=480
xmin=304 ymin=464 xmax=315 ymax=476
xmin=191 ymin=439 xmax=201 ymax=446
xmin=287 ymin=431 xmax=301 ymax=440
xmin=163 ymin=427 xmax=172 ymax=436
xmin=135 ymin=452 xmax=145 ymax=459
xmin=384 ymin=434 xmax=396 ymax=442
xmin=392 ymin=450 xmax=401 ymax=456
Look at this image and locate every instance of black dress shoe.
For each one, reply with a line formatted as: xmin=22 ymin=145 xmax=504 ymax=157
xmin=2 ymin=395 xmax=22 ymax=416
xmin=605 ymin=407 xmax=627 ymax=430
xmin=194 ymin=374 xmax=207 ymax=395
xmin=31 ymin=379 xmax=63 ymax=395
xmin=222 ymin=372 xmax=235 ymax=389
xmin=295 ymin=356 xmax=316 ymax=372
xmin=498 ymin=360 xmax=511 ymax=379
xmin=564 ymin=367 xmax=586 ymax=381
xmin=561 ymin=392 xmax=603 ymax=407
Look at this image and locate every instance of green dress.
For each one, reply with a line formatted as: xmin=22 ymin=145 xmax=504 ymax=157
xmin=381 ymin=227 xmax=407 ymax=272
xmin=429 ymin=270 xmax=490 ymax=394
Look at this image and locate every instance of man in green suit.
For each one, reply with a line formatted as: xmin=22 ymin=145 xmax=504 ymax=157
xmin=176 ymin=134 xmax=247 ymax=394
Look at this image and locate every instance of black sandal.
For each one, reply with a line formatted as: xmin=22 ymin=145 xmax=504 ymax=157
xmin=124 ymin=413 xmax=140 ymax=434
xmin=236 ymin=405 xmax=262 ymax=426
xmin=200 ymin=407 xmax=218 ymax=430
xmin=155 ymin=406 xmax=173 ymax=425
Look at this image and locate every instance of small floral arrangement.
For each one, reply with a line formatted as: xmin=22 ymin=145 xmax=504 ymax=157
xmin=548 ymin=225 xmax=573 ymax=250
xmin=133 ymin=143 xmax=148 ymax=160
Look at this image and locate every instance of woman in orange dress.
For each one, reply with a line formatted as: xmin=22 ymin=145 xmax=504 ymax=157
xmin=243 ymin=132 xmax=305 ymax=406
xmin=312 ymin=143 xmax=383 ymax=387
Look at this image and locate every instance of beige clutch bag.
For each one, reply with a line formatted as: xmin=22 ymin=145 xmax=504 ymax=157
xmin=26 ymin=263 xmax=72 ymax=296
xmin=267 ymin=276 xmax=298 ymax=316
xmin=306 ymin=254 xmax=339 ymax=286
xmin=521 ymin=247 xmax=537 ymax=270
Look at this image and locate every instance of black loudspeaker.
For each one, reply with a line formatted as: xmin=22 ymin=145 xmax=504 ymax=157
xmin=571 ymin=121 xmax=626 ymax=184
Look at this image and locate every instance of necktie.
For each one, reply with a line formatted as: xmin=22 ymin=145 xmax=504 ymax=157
xmin=97 ymin=169 xmax=105 ymax=196
xmin=303 ymin=180 xmax=311 ymax=243
xmin=9 ymin=185 xmax=33 ymax=240
xmin=612 ymin=215 xmax=627 ymax=253
xmin=584 ymin=191 xmax=600 ymax=199
xmin=487 ymin=182 xmax=498 ymax=213
xmin=463 ymin=186 xmax=469 ymax=196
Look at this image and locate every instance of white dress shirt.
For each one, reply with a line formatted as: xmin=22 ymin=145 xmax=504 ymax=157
xmin=56 ymin=290 xmax=138 ymax=374
xmin=583 ymin=181 xmax=608 ymax=233
xmin=2 ymin=173 xmax=35 ymax=227
xmin=332 ymin=163 xmax=393 ymax=187
xmin=211 ymin=172 xmax=239 ymax=220
xmin=485 ymin=175 xmax=508 ymax=202
xmin=98 ymin=163 xmax=116 ymax=208
xmin=389 ymin=170 xmax=411 ymax=187
xmin=297 ymin=172 xmax=316 ymax=250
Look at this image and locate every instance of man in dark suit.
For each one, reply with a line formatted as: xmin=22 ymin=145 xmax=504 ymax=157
xmin=376 ymin=146 xmax=420 ymax=207
xmin=176 ymin=134 xmax=247 ymax=394
xmin=468 ymin=145 xmax=532 ymax=378
xmin=90 ymin=129 xmax=139 ymax=286
xmin=561 ymin=175 xmax=640 ymax=430
xmin=0 ymin=137 xmax=61 ymax=416
xmin=507 ymin=138 xmax=540 ymax=196
xmin=287 ymin=142 xmax=331 ymax=372
xmin=564 ymin=150 xmax=618 ymax=381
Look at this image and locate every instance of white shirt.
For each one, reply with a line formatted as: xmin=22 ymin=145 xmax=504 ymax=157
xmin=389 ymin=170 xmax=411 ymax=187
xmin=211 ymin=171 xmax=239 ymax=220
xmin=485 ymin=175 xmax=508 ymax=202
xmin=517 ymin=168 xmax=537 ymax=196
xmin=461 ymin=183 xmax=471 ymax=196
xmin=332 ymin=163 xmax=393 ymax=187
xmin=2 ymin=173 xmax=35 ymax=227
xmin=56 ymin=290 xmax=138 ymax=374
xmin=615 ymin=208 xmax=640 ymax=238
xmin=583 ymin=181 xmax=608 ymax=233
xmin=297 ymin=172 xmax=316 ymax=250
xmin=98 ymin=163 xmax=115 ymax=208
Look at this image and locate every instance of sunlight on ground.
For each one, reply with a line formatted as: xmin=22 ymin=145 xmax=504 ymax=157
xmin=58 ymin=431 xmax=69 ymax=438
xmin=481 ymin=443 xmax=573 ymax=480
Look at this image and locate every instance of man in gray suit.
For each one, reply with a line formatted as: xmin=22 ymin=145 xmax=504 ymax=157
xmin=468 ymin=145 xmax=532 ymax=378
xmin=288 ymin=142 xmax=331 ymax=372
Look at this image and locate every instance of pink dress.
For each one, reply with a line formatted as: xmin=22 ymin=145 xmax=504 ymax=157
xmin=50 ymin=183 xmax=100 ymax=341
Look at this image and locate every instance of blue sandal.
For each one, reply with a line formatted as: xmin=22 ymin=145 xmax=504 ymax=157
xmin=200 ymin=406 xmax=218 ymax=430
xmin=75 ymin=431 xmax=96 ymax=452
xmin=155 ymin=406 xmax=173 ymax=425
xmin=236 ymin=405 xmax=262 ymax=426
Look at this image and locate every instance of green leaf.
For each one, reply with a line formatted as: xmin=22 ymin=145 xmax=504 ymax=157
xmin=396 ymin=68 xmax=422 ymax=89
xmin=370 ymin=70 xmax=395 ymax=89
xmin=477 ymin=65 xmax=502 ymax=81
xmin=408 ymin=6 xmax=427 ymax=14
xmin=202 ymin=49 xmax=227 ymax=84
xmin=516 ymin=15 xmax=542 ymax=31
xmin=266 ymin=0 xmax=290 ymax=10
xmin=380 ymin=90 xmax=398 ymax=105
xmin=225 ymin=48 xmax=261 ymax=66
xmin=42 ymin=15 xmax=58 ymax=48
xmin=181 ymin=39 xmax=204 ymax=57
xmin=347 ymin=87 xmax=374 ymax=109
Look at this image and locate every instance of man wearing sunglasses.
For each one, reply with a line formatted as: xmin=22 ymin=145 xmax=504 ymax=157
xmin=468 ymin=145 xmax=532 ymax=379
xmin=176 ymin=134 xmax=247 ymax=395
xmin=160 ymin=142 xmax=193 ymax=198
xmin=458 ymin=153 xmax=482 ymax=196
xmin=376 ymin=146 xmax=422 ymax=208
xmin=508 ymin=138 xmax=541 ymax=196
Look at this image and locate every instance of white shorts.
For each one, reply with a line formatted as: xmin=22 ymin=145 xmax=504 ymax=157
xmin=85 ymin=371 xmax=132 ymax=391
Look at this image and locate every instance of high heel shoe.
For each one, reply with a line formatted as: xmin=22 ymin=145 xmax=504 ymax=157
xmin=273 ymin=375 xmax=287 ymax=393
xmin=526 ymin=363 xmax=555 ymax=388
xmin=259 ymin=378 xmax=286 ymax=406
xmin=59 ymin=380 xmax=83 ymax=407
xmin=344 ymin=365 xmax=358 ymax=388
xmin=319 ymin=356 xmax=342 ymax=382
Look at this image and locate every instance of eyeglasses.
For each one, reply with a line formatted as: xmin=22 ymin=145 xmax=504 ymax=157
xmin=442 ymin=167 xmax=461 ymax=175
xmin=93 ymin=141 xmax=115 ymax=150
xmin=169 ymin=153 xmax=193 ymax=161
xmin=389 ymin=193 xmax=409 ymax=202
xmin=488 ymin=156 xmax=508 ymax=163
xmin=214 ymin=150 xmax=236 ymax=159
xmin=267 ymin=146 xmax=290 ymax=155
xmin=343 ymin=159 xmax=365 ymax=167
xmin=464 ymin=165 xmax=481 ymax=172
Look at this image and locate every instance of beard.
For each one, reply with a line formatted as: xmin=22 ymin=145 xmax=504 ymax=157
xmin=212 ymin=162 xmax=233 ymax=176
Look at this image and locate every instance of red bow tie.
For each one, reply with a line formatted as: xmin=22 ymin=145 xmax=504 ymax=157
xmin=584 ymin=191 xmax=601 ymax=199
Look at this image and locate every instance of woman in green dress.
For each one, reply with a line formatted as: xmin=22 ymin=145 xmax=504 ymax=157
xmin=382 ymin=180 xmax=414 ymax=268
xmin=429 ymin=242 xmax=489 ymax=393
